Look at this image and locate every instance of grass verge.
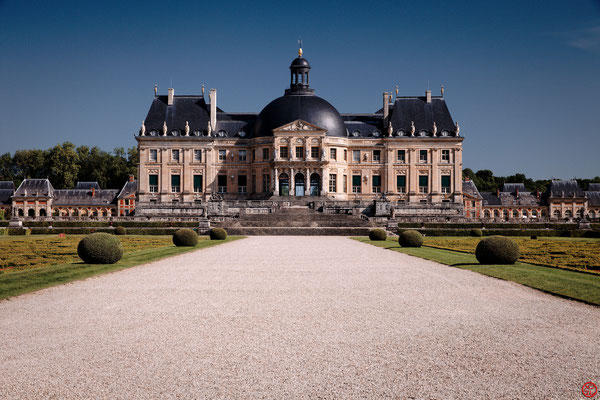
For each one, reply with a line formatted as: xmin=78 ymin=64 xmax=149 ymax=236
xmin=0 ymin=236 xmax=243 ymax=301
xmin=354 ymin=237 xmax=600 ymax=306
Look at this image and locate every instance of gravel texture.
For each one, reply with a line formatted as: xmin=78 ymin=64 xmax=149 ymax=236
xmin=0 ymin=236 xmax=598 ymax=399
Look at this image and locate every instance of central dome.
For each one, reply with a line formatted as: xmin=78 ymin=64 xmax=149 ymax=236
xmin=253 ymin=50 xmax=347 ymax=138
xmin=254 ymin=95 xmax=347 ymax=137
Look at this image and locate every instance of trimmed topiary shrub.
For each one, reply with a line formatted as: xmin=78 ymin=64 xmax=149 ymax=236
xmin=369 ymin=228 xmax=387 ymax=241
xmin=475 ymin=236 xmax=520 ymax=265
xmin=470 ymin=228 xmax=483 ymax=237
xmin=77 ymin=233 xmax=123 ymax=264
xmin=209 ymin=227 xmax=227 ymax=240
xmin=399 ymin=230 xmax=423 ymax=247
xmin=114 ymin=226 xmax=126 ymax=235
xmin=530 ymin=235 xmax=538 ymax=240
xmin=172 ymin=228 xmax=198 ymax=246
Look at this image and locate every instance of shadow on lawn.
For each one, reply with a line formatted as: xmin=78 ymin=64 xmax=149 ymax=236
xmin=450 ymin=263 xmax=480 ymax=267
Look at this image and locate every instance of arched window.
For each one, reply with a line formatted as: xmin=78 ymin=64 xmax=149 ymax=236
xmin=565 ymin=210 xmax=573 ymax=219
xmin=553 ymin=209 xmax=561 ymax=219
xmin=28 ymin=208 xmax=35 ymax=217
xmin=512 ymin=210 xmax=519 ymax=218
xmin=522 ymin=209 xmax=528 ymax=218
xmin=590 ymin=211 xmax=596 ymax=220
xmin=494 ymin=210 xmax=500 ymax=218
xmin=503 ymin=210 xmax=509 ymax=219
xmin=578 ymin=208 xmax=585 ymax=218
xmin=39 ymin=209 xmax=47 ymax=217
xmin=532 ymin=210 xmax=538 ymax=218
xmin=484 ymin=210 xmax=491 ymax=218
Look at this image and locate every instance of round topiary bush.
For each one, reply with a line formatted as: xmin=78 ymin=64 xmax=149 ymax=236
xmin=475 ymin=236 xmax=520 ymax=264
xmin=77 ymin=233 xmax=123 ymax=264
xmin=209 ymin=228 xmax=227 ymax=240
xmin=114 ymin=226 xmax=126 ymax=235
xmin=369 ymin=228 xmax=387 ymax=241
xmin=530 ymin=235 xmax=538 ymax=240
xmin=470 ymin=228 xmax=483 ymax=237
xmin=172 ymin=228 xmax=198 ymax=247
xmin=398 ymin=230 xmax=423 ymax=247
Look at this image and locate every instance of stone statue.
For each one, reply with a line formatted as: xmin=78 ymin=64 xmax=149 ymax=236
xmin=306 ymin=148 xmax=310 ymax=159
xmin=409 ymin=121 xmax=415 ymax=137
xmin=207 ymin=122 xmax=212 ymax=136
xmin=432 ymin=121 xmax=437 ymax=137
xmin=387 ymin=122 xmax=393 ymax=136
xmin=201 ymin=85 xmax=205 ymax=97
xmin=162 ymin=121 xmax=167 ymax=136
xmin=140 ymin=121 xmax=146 ymax=136
xmin=321 ymin=148 xmax=326 ymax=160
xmin=455 ymin=121 xmax=460 ymax=136
xmin=185 ymin=121 xmax=190 ymax=136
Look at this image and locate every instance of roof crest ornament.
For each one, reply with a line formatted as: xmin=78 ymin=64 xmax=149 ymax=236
xmin=154 ymin=84 xmax=157 ymax=97
xmin=455 ymin=121 xmax=460 ymax=136
xmin=432 ymin=121 xmax=437 ymax=137
xmin=185 ymin=121 xmax=190 ymax=136
xmin=207 ymin=121 xmax=212 ymax=137
xmin=298 ymin=39 xmax=303 ymax=57
xmin=387 ymin=121 xmax=393 ymax=136
xmin=409 ymin=121 xmax=415 ymax=137
xmin=202 ymin=85 xmax=205 ymax=97
xmin=140 ymin=121 xmax=146 ymax=136
xmin=162 ymin=121 xmax=167 ymax=136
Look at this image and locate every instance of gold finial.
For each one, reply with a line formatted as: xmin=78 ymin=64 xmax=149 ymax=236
xmin=298 ymin=39 xmax=303 ymax=57
xmin=395 ymin=85 xmax=398 ymax=96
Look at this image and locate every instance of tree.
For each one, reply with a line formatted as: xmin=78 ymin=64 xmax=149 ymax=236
xmin=45 ymin=142 xmax=80 ymax=189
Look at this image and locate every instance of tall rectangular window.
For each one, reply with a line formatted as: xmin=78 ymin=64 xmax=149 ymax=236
xmin=419 ymin=150 xmax=428 ymax=163
xmin=330 ymin=148 xmax=337 ymax=160
xmin=239 ymin=150 xmax=247 ymax=161
xmin=441 ymin=149 xmax=450 ymax=163
xmin=352 ymin=175 xmax=361 ymax=193
xmin=171 ymin=174 xmax=181 ymax=193
xmin=252 ymin=149 xmax=256 ymax=162
xmin=172 ymin=149 xmax=180 ymax=162
xmin=252 ymin=174 xmax=256 ymax=193
xmin=441 ymin=175 xmax=451 ymax=193
xmin=219 ymin=150 xmax=226 ymax=161
xmin=419 ymin=175 xmax=429 ymax=193
xmin=329 ymin=174 xmax=337 ymax=192
xmin=149 ymin=149 xmax=158 ymax=162
xmin=344 ymin=149 xmax=347 ymax=161
xmin=397 ymin=150 xmax=405 ymax=163
xmin=280 ymin=146 xmax=288 ymax=158
xmin=193 ymin=175 xmax=203 ymax=193
xmin=343 ymin=174 xmax=347 ymax=192
xmin=238 ymin=175 xmax=247 ymax=193
xmin=311 ymin=146 xmax=319 ymax=158
xmin=352 ymin=150 xmax=360 ymax=162
xmin=373 ymin=150 xmax=381 ymax=162
xmin=262 ymin=174 xmax=270 ymax=192
xmin=193 ymin=149 xmax=202 ymax=162
xmin=397 ymin=175 xmax=406 ymax=193
xmin=372 ymin=175 xmax=381 ymax=193
xmin=296 ymin=146 xmax=304 ymax=159
xmin=262 ymin=148 xmax=269 ymax=161
xmin=149 ymin=174 xmax=158 ymax=193
xmin=217 ymin=175 xmax=227 ymax=193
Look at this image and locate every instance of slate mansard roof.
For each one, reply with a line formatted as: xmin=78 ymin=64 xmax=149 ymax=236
xmin=75 ymin=182 xmax=101 ymax=190
xmin=117 ymin=180 xmax=137 ymax=199
xmin=0 ymin=181 xmax=15 ymax=206
xmin=140 ymin=55 xmax=458 ymax=140
xmin=549 ymin=179 xmax=585 ymax=198
xmin=53 ymin=189 xmax=118 ymax=207
xmin=14 ymin=179 xmax=54 ymax=198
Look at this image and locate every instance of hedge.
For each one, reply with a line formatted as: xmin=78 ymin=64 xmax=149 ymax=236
xmin=8 ymin=228 xmax=31 ymax=235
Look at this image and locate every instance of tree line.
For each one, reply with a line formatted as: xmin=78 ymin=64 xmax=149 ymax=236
xmin=0 ymin=143 xmax=138 ymax=190
xmin=462 ymin=168 xmax=600 ymax=193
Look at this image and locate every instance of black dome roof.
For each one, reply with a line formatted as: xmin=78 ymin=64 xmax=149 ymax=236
xmin=290 ymin=57 xmax=310 ymax=68
xmin=254 ymin=94 xmax=347 ymax=138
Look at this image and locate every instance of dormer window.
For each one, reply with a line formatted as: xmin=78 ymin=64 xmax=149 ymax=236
xmin=239 ymin=130 xmax=247 ymax=137
xmin=193 ymin=130 xmax=202 ymax=136
xmin=372 ymin=130 xmax=381 ymax=137
xmin=218 ymin=130 xmax=227 ymax=137
xmin=352 ymin=130 xmax=360 ymax=137
xmin=397 ymin=130 xmax=406 ymax=136
xmin=149 ymin=130 xmax=159 ymax=136
xmin=419 ymin=130 xmax=428 ymax=137
xmin=171 ymin=130 xmax=181 ymax=136
xmin=441 ymin=130 xmax=450 ymax=137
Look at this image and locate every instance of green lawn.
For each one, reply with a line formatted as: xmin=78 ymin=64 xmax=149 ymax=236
xmin=0 ymin=236 xmax=244 ymax=300
xmin=354 ymin=237 xmax=600 ymax=306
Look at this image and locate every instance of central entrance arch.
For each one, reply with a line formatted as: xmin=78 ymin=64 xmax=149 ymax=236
xmin=294 ymin=173 xmax=305 ymax=196
xmin=279 ymin=173 xmax=289 ymax=196
xmin=310 ymin=173 xmax=320 ymax=196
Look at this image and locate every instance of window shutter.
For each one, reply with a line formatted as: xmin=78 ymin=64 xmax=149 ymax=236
xmin=194 ymin=175 xmax=202 ymax=188
xmin=372 ymin=175 xmax=381 ymax=186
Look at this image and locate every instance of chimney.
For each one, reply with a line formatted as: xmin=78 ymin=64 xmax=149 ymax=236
xmin=168 ymin=88 xmax=174 ymax=106
xmin=536 ymin=190 xmax=540 ymax=200
xmin=426 ymin=90 xmax=432 ymax=103
xmin=209 ymin=89 xmax=217 ymax=131
xmin=383 ymin=92 xmax=389 ymax=128
xmin=91 ymin=187 xmax=95 ymax=197
xmin=129 ymin=174 xmax=134 ymax=183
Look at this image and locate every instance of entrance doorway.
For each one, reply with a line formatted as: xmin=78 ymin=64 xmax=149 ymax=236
xmin=294 ymin=173 xmax=305 ymax=196
xmin=310 ymin=173 xmax=320 ymax=196
xmin=279 ymin=173 xmax=289 ymax=196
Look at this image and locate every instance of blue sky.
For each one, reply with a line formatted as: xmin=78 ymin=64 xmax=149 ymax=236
xmin=0 ymin=0 xmax=599 ymax=179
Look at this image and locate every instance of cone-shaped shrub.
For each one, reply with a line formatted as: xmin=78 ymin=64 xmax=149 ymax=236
xmin=114 ymin=226 xmax=126 ymax=235
xmin=470 ymin=228 xmax=483 ymax=237
xmin=77 ymin=233 xmax=123 ymax=264
xmin=475 ymin=236 xmax=520 ymax=264
xmin=399 ymin=230 xmax=423 ymax=247
xmin=369 ymin=228 xmax=387 ymax=241
xmin=173 ymin=228 xmax=198 ymax=247
xmin=209 ymin=228 xmax=227 ymax=240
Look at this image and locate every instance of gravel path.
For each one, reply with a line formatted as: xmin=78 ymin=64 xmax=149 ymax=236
xmin=1 ymin=236 xmax=598 ymax=399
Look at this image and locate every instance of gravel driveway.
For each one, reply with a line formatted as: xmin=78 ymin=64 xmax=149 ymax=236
xmin=0 ymin=236 xmax=598 ymax=399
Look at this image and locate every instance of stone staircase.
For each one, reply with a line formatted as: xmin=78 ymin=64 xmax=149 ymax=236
xmin=216 ymin=207 xmax=375 ymax=236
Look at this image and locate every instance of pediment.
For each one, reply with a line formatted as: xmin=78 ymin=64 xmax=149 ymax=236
xmin=273 ymin=119 xmax=325 ymax=133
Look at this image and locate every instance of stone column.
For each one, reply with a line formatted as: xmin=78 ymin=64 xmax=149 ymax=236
xmin=409 ymin=149 xmax=418 ymax=200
